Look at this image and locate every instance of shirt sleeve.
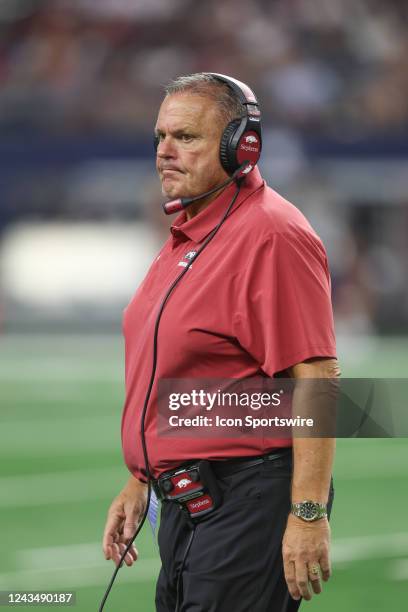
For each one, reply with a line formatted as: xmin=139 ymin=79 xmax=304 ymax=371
xmin=233 ymin=229 xmax=337 ymax=376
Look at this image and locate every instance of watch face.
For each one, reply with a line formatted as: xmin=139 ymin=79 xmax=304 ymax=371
xmin=300 ymin=501 xmax=318 ymax=521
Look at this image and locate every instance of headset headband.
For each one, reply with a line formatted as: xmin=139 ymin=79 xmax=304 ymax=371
xmin=207 ymin=73 xmax=258 ymax=104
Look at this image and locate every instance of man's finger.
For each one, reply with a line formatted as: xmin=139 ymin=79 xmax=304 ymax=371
xmin=119 ymin=543 xmax=133 ymax=567
xmin=310 ymin=577 xmax=322 ymax=595
xmin=283 ymin=560 xmax=301 ymax=601
xmin=307 ymin=563 xmax=322 ymax=594
xmin=108 ymin=543 xmax=117 ymax=565
xmin=125 ymin=544 xmax=138 ymax=561
xmin=109 ymin=541 xmax=137 ymax=568
xmin=104 ymin=545 xmax=112 ymax=561
xmin=294 ymin=562 xmax=311 ymax=601
xmin=111 ymin=543 xmax=124 ymax=567
xmin=319 ymin=553 xmax=331 ymax=581
xmin=119 ymin=542 xmax=138 ymax=566
xmin=103 ymin=512 xmax=122 ymax=551
xmin=103 ymin=532 xmax=116 ymax=560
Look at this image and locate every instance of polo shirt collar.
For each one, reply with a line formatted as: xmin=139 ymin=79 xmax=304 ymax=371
xmin=170 ymin=166 xmax=264 ymax=244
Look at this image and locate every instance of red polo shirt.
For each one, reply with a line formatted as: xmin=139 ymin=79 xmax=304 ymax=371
xmin=121 ymin=167 xmax=336 ymax=480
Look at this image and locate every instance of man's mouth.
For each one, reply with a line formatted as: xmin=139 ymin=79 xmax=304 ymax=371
xmin=161 ymin=168 xmax=183 ymax=175
xmin=161 ymin=169 xmax=185 ymax=185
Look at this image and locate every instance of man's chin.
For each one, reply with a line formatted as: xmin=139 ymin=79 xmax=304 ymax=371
xmin=161 ymin=172 xmax=191 ymax=196
xmin=162 ymin=188 xmax=178 ymax=200
xmin=161 ymin=184 xmax=183 ymax=200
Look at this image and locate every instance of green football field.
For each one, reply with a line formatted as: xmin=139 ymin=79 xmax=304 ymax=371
xmin=0 ymin=334 xmax=407 ymax=611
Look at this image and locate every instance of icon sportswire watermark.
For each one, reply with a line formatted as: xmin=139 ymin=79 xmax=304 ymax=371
xmin=157 ymin=378 xmax=407 ymax=439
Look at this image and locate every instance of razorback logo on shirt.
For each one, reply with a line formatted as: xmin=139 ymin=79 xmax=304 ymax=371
xmin=178 ymin=250 xmax=197 ymax=268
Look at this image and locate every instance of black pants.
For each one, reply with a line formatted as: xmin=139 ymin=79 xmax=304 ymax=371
xmin=156 ymin=453 xmax=334 ymax=612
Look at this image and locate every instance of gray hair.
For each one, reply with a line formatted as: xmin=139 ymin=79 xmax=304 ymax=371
xmin=164 ymin=73 xmax=245 ymax=126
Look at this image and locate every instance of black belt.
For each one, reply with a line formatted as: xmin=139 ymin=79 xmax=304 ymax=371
xmin=210 ymin=447 xmax=292 ymax=478
xmin=153 ymin=447 xmax=292 ymax=492
xmin=152 ymin=448 xmax=292 ymax=521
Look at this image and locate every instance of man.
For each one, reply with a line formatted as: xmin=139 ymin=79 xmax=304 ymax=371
xmin=102 ymin=73 xmax=339 ymax=611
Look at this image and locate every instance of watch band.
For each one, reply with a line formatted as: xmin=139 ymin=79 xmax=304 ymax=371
xmin=291 ymin=500 xmax=328 ymax=522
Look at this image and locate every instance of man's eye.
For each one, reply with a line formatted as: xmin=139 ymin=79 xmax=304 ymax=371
xmin=181 ymin=134 xmax=194 ymax=142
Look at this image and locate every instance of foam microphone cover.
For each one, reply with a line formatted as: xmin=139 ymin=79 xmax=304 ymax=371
xmin=163 ymin=199 xmax=184 ymax=215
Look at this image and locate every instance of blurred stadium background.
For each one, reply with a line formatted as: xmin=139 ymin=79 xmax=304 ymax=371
xmin=0 ymin=0 xmax=407 ymax=610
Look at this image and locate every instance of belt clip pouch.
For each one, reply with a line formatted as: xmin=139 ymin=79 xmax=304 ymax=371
xmin=158 ymin=461 xmax=222 ymax=521
xmin=186 ymin=460 xmax=222 ymax=520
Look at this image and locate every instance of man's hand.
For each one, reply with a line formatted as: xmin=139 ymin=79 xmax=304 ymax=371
xmin=102 ymin=476 xmax=148 ymax=568
xmin=282 ymin=514 xmax=331 ymax=602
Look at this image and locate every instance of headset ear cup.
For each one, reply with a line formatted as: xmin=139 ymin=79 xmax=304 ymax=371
xmin=220 ymin=119 xmax=241 ymax=175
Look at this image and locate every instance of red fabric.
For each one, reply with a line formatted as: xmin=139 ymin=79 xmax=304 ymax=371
xmin=121 ymin=167 xmax=336 ymax=480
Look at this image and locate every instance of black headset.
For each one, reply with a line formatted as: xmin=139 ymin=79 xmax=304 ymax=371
xmin=213 ymin=72 xmax=262 ymax=176
xmin=154 ymin=72 xmax=262 ymax=177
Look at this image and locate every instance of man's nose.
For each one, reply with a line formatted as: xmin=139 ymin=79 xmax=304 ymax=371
xmin=157 ymin=136 xmax=176 ymax=158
